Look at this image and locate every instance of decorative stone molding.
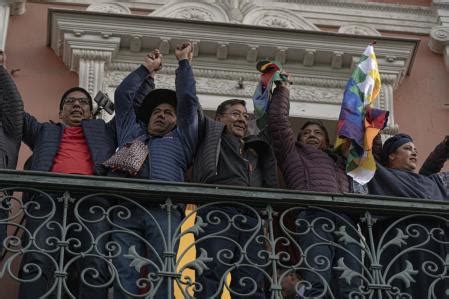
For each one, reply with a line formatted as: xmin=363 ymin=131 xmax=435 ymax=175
xmin=428 ymin=25 xmax=449 ymax=72
xmin=48 ymin=9 xmax=418 ymax=122
xmin=338 ymin=24 xmax=381 ymax=36
xmin=86 ymin=2 xmax=131 ymax=14
xmin=242 ymin=8 xmax=320 ymax=30
xmin=433 ymin=0 xmax=449 ymax=10
xmin=27 ymin=0 xmax=439 ymax=34
xmin=58 ymin=33 xmax=120 ymax=110
xmin=150 ymin=1 xmax=230 ymax=22
xmin=274 ymin=0 xmax=433 ymax=15
xmin=9 ymin=0 xmax=26 ymax=16
xmin=429 ymin=25 xmax=449 ymax=53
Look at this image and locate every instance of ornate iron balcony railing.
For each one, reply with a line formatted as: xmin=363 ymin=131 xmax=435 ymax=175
xmin=0 ymin=170 xmax=448 ymax=298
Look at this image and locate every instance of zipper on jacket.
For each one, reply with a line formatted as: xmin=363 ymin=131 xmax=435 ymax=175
xmin=215 ymin=137 xmax=221 ymax=175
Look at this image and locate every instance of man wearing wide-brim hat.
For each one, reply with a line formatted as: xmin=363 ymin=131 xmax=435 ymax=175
xmin=110 ymin=43 xmax=199 ymax=299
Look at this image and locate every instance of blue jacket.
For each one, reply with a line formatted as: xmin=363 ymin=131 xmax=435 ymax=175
xmin=23 ymin=113 xmax=117 ymax=174
xmin=114 ymin=60 xmax=198 ymax=182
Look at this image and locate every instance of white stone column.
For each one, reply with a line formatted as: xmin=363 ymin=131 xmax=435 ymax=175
xmin=61 ymin=33 xmax=120 ymax=121
xmin=75 ymin=49 xmax=116 ymax=121
xmin=75 ymin=50 xmax=111 ymax=96
xmin=0 ymin=0 xmax=26 ymax=50
xmin=0 ymin=3 xmax=10 ymax=50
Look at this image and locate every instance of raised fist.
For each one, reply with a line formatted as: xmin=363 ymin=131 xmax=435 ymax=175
xmin=144 ymin=49 xmax=163 ymax=75
xmin=175 ymin=42 xmax=193 ymax=63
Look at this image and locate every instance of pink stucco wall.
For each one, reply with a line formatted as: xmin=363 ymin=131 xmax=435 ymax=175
xmin=6 ymin=3 xmax=81 ymax=170
xmin=382 ymin=33 xmax=449 ymax=171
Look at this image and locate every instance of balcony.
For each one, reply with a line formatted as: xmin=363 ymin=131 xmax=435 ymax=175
xmin=0 ymin=169 xmax=448 ymax=298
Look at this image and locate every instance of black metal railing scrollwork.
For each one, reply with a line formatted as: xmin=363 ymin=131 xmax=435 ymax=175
xmin=0 ymin=170 xmax=448 ymax=298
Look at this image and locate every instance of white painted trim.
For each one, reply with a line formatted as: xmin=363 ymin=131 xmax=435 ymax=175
xmin=33 ymin=0 xmax=438 ymax=34
xmin=0 ymin=4 xmax=10 ymax=51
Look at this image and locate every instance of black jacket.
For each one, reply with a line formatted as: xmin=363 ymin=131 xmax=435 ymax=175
xmin=192 ymin=116 xmax=278 ymax=188
xmin=0 ymin=66 xmax=23 ymax=169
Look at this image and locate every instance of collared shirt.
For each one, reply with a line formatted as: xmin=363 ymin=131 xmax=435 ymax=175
xmin=51 ymin=126 xmax=94 ymax=175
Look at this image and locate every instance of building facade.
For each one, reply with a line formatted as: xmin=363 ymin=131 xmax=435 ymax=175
xmin=1 ymin=0 xmax=448 ymax=298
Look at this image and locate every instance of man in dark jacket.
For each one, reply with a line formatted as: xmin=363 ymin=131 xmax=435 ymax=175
xmin=110 ymin=43 xmax=199 ymax=299
xmin=267 ymin=81 xmax=362 ymax=298
xmin=0 ymin=51 xmax=24 ymax=255
xmin=192 ymin=99 xmax=278 ymax=298
xmin=367 ymin=133 xmax=448 ymax=298
xmin=0 ymin=54 xmax=116 ymax=298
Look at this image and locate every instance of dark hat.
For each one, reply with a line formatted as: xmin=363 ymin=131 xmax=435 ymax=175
xmin=137 ymin=89 xmax=177 ymax=124
xmin=382 ymin=133 xmax=413 ymax=158
xmin=59 ymin=87 xmax=93 ymax=111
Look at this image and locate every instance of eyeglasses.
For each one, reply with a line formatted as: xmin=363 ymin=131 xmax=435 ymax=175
xmin=63 ymin=97 xmax=90 ymax=106
xmin=221 ymin=111 xmax=251 ymax=121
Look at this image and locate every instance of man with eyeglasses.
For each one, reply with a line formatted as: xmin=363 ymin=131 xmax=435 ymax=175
xmin=192 ymin=99 xmax=278 ymax=298
xmin=0 ymin=57 xmax=116 ymax=297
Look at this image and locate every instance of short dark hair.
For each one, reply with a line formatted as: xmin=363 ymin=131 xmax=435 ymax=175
xmin=297 ymin=120 xmax=330 ymax=146
xmin=215 ymin=99 xmax=246 ymax=120
xmin=59 ymin=87 xmax=93 ymax=112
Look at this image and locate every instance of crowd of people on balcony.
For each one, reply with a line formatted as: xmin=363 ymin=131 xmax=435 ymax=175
xmin=0 ymin=42 xmax=448 ymax=298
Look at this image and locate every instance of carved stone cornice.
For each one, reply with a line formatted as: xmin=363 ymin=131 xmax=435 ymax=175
xmin=433 ymin=0 xmax=449 ymax=10
xmin=9 ymin=0 xmax=26 ymax=15
xmin=429 ymin=25 xmax=449 ymax=53
xmin=34 ymin=0 xmax=438 ymax=34
xmin=48 ymin=9 xmax=418 ymax=121
xmin=108 ymin=61 xmax=398 ymax=89
xmin=338 ymin=24 xmax=381 ymax=36
xmin=48 ymin=9 xmax=418 ymax=86
xmin=60 ymin=33 xmax=120 ymax=72
xmin=428 ymin=25 xmax=449 ymax=72
xmin=86 ymin=2 xmax=131 ymax=14
xmin=272 ymin=0 xmax=434 ymax=15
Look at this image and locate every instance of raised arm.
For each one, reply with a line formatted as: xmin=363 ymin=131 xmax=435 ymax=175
xmin=419 ymin=136 xmax=449 ymax=176
xmin=267 ymin=84 xmax=296 ymax=166
xmin=174 ymin=42 xmax=199 ymax=155
xmin=114 ymin=51 xmax=160 ymax=145
xmin=0 ymin=52 xmax=24 ymax=168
